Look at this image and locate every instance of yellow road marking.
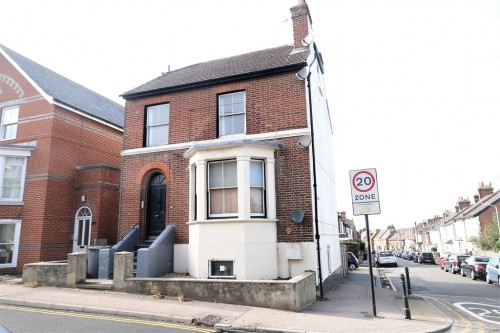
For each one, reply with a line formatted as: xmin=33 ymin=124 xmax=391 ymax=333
xmin=0 ymin=304 xmax=215 ymax=333
xmin=431 ymin=298 xmax=473 ymax=333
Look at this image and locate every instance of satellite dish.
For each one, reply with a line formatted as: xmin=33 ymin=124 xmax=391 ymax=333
xmin=298 ymin=135 xmax=312 ymax=149
xmin=291 ymin=210 xmax=305 ymax=224
xmin=301 ymin=33 xmax=314 ymax=46
xmin=295 ymin=66 xmax=310 ymax=81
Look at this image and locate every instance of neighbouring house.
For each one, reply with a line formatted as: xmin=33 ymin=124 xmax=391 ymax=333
xmin=338 ymin=211 xmax=357 ymax=241
xmin=117 ymin=0 xmax=340 ymax=291
xmin=0 ymin=45 xmax=123 ymax=272
xmin=387 ymin=230 xmax=405 ymax=251
xmin=372 ymin=228 xmax=394 ymax=251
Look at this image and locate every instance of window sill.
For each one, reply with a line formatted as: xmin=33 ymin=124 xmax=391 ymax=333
xmin=188 ymin=218 xmax=277 ymax=225
xmin=0 ymin=201 xmax=24 ymax=206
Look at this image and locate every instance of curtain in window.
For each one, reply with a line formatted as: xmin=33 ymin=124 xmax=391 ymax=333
xmin=250 ymin=160 xmax=264 ymax=215
xmin=209 ymin=161 xmax=238 ymax=216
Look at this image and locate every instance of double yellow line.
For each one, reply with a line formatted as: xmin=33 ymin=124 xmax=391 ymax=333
xmin=0 ymin=304 xmax=215 ymax=333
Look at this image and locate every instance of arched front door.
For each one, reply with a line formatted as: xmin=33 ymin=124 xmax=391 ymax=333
xmin=73 ymin=207 xmax=92 ymax=253
xmin=146 ymin=173 xmax=166 ymax=239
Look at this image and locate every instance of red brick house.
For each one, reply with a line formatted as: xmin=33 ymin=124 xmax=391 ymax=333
xmin=0 ymin=45 xmax=123 ymax=272
xmin=118 ymin=1 xmax=340 ymax=291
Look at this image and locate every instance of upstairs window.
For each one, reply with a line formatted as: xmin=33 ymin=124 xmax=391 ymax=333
xmin=218 ymin=92 xmax=245 ymax=137
xmin=0 ymin=106 xmax=19 ymax=140
xmin=146 ymin=103 xmax=169 ymax=146
xmin=208 ymin=160 xmax=238 ymax=217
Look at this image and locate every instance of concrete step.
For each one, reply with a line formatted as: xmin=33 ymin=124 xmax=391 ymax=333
xmin=76 ymin=280 xmax=113 ymax=290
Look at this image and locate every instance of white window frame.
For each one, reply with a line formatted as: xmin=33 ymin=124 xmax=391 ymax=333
xmin=0 ymin=155 xmax=28 ymax=203
xmin=208 ymin=160 xmax=238 ymax=218
xmin=0 ymin=219 xmax=22 ymax=268
xmin=218 ymin=91 xmax=246 ymax=137
xmin=146 ymin=103 xmax=170 ymax=146
xmin=0 ymin=105 xmax=19 ymax=140
xmin=250 ymin=159 xmax=265 ymax=217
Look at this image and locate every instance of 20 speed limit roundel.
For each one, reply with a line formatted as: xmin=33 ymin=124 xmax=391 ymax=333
xmin=352 ymin=170 xmax=375 ymax=193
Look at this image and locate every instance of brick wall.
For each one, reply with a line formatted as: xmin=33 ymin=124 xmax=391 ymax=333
xmin=121 ymin=72 xmax=313 ymax=243
xmin=0 ymin=53 xmax=122 ymax=272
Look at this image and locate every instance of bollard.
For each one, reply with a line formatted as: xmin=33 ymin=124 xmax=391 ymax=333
xmin=400 ymin=273 xmax=412 ymax=319
xmin=405 ymin=267 xmax=412 ymax=295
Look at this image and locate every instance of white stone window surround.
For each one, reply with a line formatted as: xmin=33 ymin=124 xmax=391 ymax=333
xmin=185 ymin=140 xmax=280 ymax=222
xmin=0 ymin=219 xmax=21 ymax=268
xmin=0 ymin=142 xmax=35 ymax=204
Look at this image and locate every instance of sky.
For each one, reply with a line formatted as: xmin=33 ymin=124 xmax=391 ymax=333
xmin=2 ymin=0 xmax=500 ymax=230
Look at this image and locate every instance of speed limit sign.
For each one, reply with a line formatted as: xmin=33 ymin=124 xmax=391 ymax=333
xmin=349 ymin=168 xmax=381 ymax=215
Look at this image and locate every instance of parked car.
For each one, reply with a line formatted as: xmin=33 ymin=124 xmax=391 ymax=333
xmin=418 ymin=252 xmax=436 ymax=264
xmin=347 ymin=252 xmax=359 ymax=270
xmin=406 ymin=252 xmax=415 ymax=261
xmin=440 ymin=253 xmax=452 ymax=269
xmin=377 ymin=251 xmax=398 ymax=267
xmin=445 ymin=254 xmax=470 ymax=274
xmin=485 ymin=256 xmax=500 ymax=285
xmin=460 ymin=256 xmax=490 ymax=280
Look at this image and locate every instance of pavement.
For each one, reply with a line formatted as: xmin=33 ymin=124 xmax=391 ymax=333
xmin=0 ymin=262 xmax=452 ymax=333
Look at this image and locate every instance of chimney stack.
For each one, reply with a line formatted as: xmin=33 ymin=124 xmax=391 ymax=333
xmin=290 ymin=0 xmax=312 ymax=49
xmin=457 ymin=197 xmax=471 ymax=211
xmin=478 ymin=182 xmax=494 ymax=199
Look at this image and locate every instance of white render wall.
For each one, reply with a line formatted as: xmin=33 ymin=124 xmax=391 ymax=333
xmin=305 ymin=46 xmax=341 ymax=283
xmin=188 ymin=219 xmax=278 ymax=280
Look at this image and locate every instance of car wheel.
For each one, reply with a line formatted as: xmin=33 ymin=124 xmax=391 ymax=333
xmin=445 ymin=265 xmax=449 ymax=272
xmin=471 ymin=270 xmax=477 ymax=280
xmin=452 ymin=267 xmax=456 ymax=274
xmin=349 ymin=263 xmax=356 ymax=270
xmin=486 ymin=273 xmax=493 ymax=284
xmin=461 ymin=268 xmax=465 ymax=277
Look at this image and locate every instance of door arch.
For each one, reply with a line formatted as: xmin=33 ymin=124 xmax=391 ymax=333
xmin=146 ymin=173 xmax=166 ymax=239
xmin=73 ymin=207 xmax=92 ymax=252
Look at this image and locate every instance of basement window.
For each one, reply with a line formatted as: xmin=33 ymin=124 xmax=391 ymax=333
xmin=209 ymin=260 xmax=235 ymax=279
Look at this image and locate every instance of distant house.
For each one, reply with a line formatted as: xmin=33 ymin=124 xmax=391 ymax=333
xmin=0 ymin=45 xmax=123 ymax=272
xmin=117 ymin=1 xmax=340 ymax=291
xmin=425 ymin=183 xmax=499 ymax=255
xmin=338 ymin=211 xmax=357 ymax=241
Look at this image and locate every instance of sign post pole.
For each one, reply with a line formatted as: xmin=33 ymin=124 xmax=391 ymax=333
xmin=365 ymin=214 xmax=377 ymax=317
xmin=350 ymin=168 xmax=381 ymax=318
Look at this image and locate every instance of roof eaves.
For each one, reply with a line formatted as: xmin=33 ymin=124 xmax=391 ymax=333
xmin=121 ymin=62 xmax=306 ymax=100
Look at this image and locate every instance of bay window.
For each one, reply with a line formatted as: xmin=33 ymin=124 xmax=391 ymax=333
xmin=186 ymin=140 xmax=278 ymax=222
